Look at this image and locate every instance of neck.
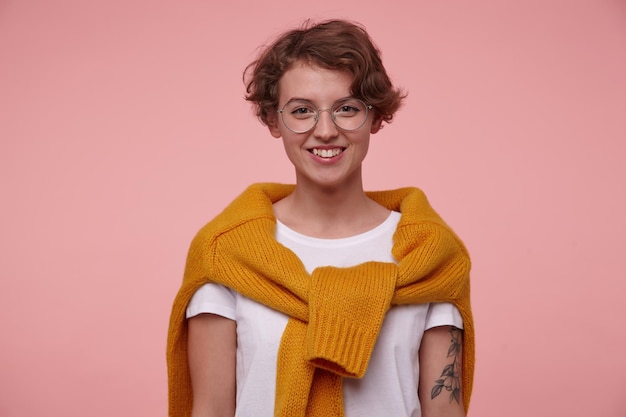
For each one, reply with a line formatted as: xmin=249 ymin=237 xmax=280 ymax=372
xmin=273 ymin=179 xmax=390 ymax=239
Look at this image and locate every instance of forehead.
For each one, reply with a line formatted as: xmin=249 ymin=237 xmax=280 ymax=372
xmin=278 ymin=62 xmax=354 ymax=104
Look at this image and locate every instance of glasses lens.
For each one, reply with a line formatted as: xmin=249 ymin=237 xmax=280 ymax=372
xmin=331 ymin=98 xmax=369 ymax=131
xmin=281 ymin=101 xmax=318 ymax=133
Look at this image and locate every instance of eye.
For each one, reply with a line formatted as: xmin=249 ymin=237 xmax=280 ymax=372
xmin=285 ymin=102 xmax=316 ymax=119
xmin=333 ymin=99 xmax=364 ymax=117
xmin=291 ymin=107 xmax=314 ymax=115
xmin=336 ymin=105 xmax=359 ymax=114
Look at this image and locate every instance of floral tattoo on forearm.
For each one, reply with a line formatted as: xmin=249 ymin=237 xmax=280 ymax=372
xmin=431 ymin=327 xmax=462 ymax=404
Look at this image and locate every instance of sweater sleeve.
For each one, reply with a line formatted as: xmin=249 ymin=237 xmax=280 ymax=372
xmin=306 ymin=262 xmax=397 ymax=378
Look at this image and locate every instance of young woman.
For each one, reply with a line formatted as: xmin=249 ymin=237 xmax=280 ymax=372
xmin=167 ymin=19 xmax=474 ymax=417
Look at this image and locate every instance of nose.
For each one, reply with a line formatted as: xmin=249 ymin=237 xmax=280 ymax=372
xmin=313 ymin=109 xmax=339 ymax=141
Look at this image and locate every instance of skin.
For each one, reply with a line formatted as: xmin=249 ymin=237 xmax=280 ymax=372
xmin=187 ymin=61 xmax=466 ymax=417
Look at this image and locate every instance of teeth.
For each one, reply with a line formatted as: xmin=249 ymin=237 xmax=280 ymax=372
xmin=312 ymin=148 xmax=343 ymax=158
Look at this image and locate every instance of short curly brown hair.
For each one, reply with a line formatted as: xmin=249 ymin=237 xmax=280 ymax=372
xmin=244 ymin=19 xmax=406 ymax=126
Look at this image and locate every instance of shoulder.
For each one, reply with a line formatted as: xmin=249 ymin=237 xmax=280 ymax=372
xmin=366 ymin=186 xmax=451 ymax=230
xmin=190 ymin=182 xmax=295 ymax=248
xmin=368 ymin=186 xmax=469 ymax=261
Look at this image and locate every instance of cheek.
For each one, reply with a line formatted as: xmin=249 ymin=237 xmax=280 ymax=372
xmin=281 ymin=136 xmax=304 ymax=158
xmin=349 ymin=132 xmax=371 ymax=147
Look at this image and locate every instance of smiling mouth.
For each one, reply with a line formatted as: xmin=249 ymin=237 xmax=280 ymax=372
xmin=310 ymin=148 xmax=345 ymax=158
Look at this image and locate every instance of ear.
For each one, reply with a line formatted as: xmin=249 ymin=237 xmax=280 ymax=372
xmin=370 ymin=115 xmax=383 ymax=134
xmin=266 ymin=113 xmax=282 ymax=138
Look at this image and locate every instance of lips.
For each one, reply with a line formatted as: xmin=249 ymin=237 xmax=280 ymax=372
xmin=310 ymin=147 xmax=345 ymax=158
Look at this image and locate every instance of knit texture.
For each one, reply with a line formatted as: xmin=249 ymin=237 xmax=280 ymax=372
xmin=167 ymin=183 xmax=474 ymax=417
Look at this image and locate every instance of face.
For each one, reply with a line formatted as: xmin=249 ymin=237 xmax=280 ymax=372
xmin=268 ymin=61 xmax=382 ymax=191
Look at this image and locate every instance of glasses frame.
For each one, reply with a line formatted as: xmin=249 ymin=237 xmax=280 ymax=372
xmin=277 ymin=98 xmax=373 ymax=134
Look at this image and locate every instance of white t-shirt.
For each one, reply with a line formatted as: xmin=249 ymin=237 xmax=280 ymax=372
xmin=187 ymin=211 xmax=463 ymax=417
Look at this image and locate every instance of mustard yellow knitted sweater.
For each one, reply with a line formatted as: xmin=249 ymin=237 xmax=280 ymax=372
xmin=167 ymin=183 xmax=474 ymax=417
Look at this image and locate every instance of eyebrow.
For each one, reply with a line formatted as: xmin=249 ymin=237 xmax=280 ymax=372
xmin=283 ymin=96 xmax=356 ymax=106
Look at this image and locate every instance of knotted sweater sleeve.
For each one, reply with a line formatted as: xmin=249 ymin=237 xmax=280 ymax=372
xmin=306 ymin=262 xmax=397 ymax=378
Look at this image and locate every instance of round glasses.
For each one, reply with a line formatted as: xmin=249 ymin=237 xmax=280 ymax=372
xmin=277 ymin=98 xmax=372 ymax=133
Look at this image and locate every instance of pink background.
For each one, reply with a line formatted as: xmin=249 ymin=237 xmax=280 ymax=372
xmin=1 ymin=1 xmax=625 ymax=416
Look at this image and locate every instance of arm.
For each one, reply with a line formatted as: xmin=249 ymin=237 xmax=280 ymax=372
xmin=187 ymin=313 xmax=237 ymax=417
xmin=419 ymin=325 xmax=466 ymax=417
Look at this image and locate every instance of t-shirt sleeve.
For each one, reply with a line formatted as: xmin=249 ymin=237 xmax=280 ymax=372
xmin=185 ymin=283 xmax=236 ymax=320
xmin=424 ymin=302 xmax=464 ymax=330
